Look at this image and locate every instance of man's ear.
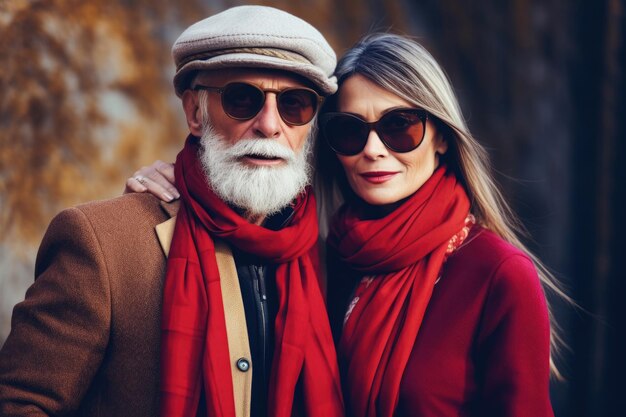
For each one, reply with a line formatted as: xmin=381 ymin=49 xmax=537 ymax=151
xmin=182 ymin=90 xmax=203 ymax=136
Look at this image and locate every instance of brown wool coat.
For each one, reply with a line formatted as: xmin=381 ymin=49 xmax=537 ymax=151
xmin=0 ymin=193 xmax=180 ymax=417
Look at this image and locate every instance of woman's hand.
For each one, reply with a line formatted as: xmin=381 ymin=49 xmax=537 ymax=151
xmin=124 ymin=160 xmax=179 ymax=202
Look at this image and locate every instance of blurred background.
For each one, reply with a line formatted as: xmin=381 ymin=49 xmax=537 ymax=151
xmin=0 ymin=0 xmax=624 ymax=415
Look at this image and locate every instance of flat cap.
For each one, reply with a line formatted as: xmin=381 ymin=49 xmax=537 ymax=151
xmin=172 ymin=5 xmax=337 ymax=97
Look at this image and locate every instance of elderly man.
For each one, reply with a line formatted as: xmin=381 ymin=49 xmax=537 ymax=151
xmin=0 ymin=6 xmax=343 ymax=417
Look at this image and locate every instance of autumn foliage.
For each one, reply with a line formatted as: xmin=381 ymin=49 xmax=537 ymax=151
xmin=0 ymin=0 xmax=208 ymax=244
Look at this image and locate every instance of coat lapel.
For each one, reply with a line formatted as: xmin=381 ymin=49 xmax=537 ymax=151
xmin=155 ymin=199 xmax=253 ymax=415
xmin=155 ymin=200 xmax=180 ymax=257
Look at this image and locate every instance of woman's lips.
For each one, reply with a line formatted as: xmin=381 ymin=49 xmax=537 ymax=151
xmin=359 ymin=171 xmax=398 ymax=184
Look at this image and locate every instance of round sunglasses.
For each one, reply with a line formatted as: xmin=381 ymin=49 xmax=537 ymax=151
xmin=320 ymin=108 xmax=429 ymax=156
xmin=193 ymin=81 xmax=324 ymax=126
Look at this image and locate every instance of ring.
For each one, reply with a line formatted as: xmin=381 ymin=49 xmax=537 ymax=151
xmin=134 ymin=175 xmax=147 ymax=185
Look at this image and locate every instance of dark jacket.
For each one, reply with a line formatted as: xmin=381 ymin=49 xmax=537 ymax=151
xmin=231 ymin=206 xmax=294 ymax=417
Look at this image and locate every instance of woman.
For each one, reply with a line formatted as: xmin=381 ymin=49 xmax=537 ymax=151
xmin=316 ymin=33 xmax=562 ymax=417
xmin=128 ymin=33 xmax=563 ymax=417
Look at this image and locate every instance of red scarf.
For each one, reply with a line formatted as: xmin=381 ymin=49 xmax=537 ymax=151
xmin=328 ymin=167 xmax=470 ymax=417
xmin=160 ymin=136 xmax=344 ymax=417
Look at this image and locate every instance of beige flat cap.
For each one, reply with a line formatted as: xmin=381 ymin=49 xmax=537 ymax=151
xmin=172 ymin=5 xmax=337 ymax=97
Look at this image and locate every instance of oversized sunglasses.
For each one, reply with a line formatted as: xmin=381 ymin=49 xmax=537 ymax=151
xmin=320 ymin=108 xmax=429 ymax=156
xmin=193 ymin=82 xmax=323 ymax=126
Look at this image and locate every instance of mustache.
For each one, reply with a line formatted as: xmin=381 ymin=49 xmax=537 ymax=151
xmin=213 ymin=138 xmax=297 ymax=163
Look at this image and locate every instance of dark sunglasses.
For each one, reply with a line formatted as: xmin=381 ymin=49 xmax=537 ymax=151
xmin=193 ymin=81 xmax=323 ymax=126
xmin=320 ymin=108 xmax=429 ymax=156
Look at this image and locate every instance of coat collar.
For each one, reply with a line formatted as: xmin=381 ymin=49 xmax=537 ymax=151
xmin=155 ymin=200 xmax=180 ymax=257
xmin=154 ymin=199 xmax=296 ymax=257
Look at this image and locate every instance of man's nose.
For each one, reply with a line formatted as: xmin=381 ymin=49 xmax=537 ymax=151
xmin=252 ymin=93 xmax=282 ymax=138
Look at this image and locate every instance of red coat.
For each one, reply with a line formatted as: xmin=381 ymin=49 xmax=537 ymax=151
xmin=328 ymin=228 xmax=554 ymax=417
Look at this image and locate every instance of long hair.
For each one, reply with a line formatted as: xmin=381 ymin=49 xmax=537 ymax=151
xmin=314 ymin=32 xmax=570 ymax=377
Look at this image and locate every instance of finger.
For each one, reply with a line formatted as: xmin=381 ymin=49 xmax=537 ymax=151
xmin=124 ymin=176 xmax=148 ymax=194
xmin=146 ymin=167 xmax=180 ymax=199
xmin=134 ymin=174 xmax=175 ymax=202
xmin=154 ymin=160 xmax=176 ymax=184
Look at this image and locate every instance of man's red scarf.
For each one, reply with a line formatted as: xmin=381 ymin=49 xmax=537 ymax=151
xmin=160 ymin=136 xmax=344 ymax=417
xmin=328 ymin=167 xmax=470 ymax=417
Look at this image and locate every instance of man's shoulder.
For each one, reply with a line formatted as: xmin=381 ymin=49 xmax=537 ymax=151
xmin=45 ymin=193 xmax=179 ymax=243
xmin=36 ymin=194 xmax=179 ymax=274
xmin=74 ymin=193 xmax=179 ymax=220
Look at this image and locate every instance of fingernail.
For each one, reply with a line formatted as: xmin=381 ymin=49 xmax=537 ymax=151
xmin=172 ymin=191 xmax=180 ymax=199
xmin=162 ymin=192 xmax=174 ymax=202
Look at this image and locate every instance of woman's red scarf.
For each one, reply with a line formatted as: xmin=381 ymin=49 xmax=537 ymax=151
xmin=160 ymin=136 xmax=344 ymax=417
xmin=328 ymin=167 xmax=470 ymax=417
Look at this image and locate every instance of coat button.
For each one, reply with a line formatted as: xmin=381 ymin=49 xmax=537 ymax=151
xmin=236 ymin=358 xmax=250 ymax=372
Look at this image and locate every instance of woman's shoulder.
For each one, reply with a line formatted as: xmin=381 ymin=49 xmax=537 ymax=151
xmin=440 ymin=227 xmax=548 ymax=330
xmin=458 ymin=226 xmax=527 ymax=257
xmin=453 ymin=226 xmax=533 ymax=264
xmin=444 ymin=226 xmax=540 ymax=290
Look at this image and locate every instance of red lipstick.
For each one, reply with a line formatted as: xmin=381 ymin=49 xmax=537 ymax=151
xmin=359 ymin=171 xmax=398 ymax=184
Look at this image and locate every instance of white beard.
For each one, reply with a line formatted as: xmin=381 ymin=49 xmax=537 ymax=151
xmin=199 ymin=125 xmax=312 ymax=218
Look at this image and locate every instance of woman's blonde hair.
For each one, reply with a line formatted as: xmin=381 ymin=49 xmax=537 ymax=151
xmin=315 ymin=32 xmax=570 ymax=377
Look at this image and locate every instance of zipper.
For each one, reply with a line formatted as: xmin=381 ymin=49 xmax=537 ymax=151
xmin=253 ymin=264 xmax=268 ymax=382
